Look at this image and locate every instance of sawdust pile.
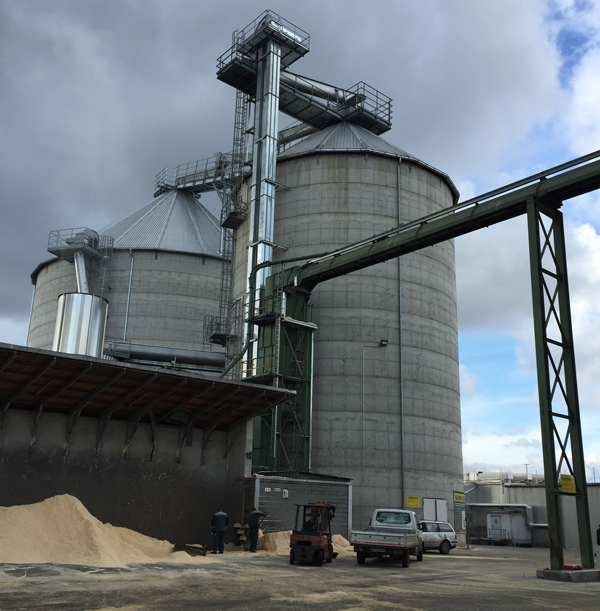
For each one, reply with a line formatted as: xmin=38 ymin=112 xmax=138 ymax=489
xmin=0 ymin=495 xmax=213 ymax=567
xmin=258 ymin=530 xmax=292 ymax=553
xmin=256 ymin=531 xmax=354 ymax=556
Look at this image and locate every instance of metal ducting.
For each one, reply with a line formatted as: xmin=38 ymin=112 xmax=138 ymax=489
xmin=52 ymin=293 xmax=108 ymax=358
xmin=103 ymin=341 xmax=226 ymax=369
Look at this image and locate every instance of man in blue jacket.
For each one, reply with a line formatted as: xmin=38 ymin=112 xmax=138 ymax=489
xmin=211 ymin=507 xmax=229 ymax=554
xmin=247 ymin=507 xmax=266 ymax=553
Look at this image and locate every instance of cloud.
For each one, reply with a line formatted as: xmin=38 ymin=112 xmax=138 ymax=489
xmin=462 ymin=427 xmax=544 ymax=473
xmin=503 ymin=437 xmax=542 ymax=449
xmin=459 ymin=364 xmax=477 ymax=397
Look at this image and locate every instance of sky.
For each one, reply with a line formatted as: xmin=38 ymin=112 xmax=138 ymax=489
xmin=2 ymin=0 xmax=600 ymax=480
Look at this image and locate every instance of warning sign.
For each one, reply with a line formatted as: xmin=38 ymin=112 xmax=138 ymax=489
xmin=561 ymin=474 xmax=576 ymax=494
xmin=406 ymin=496 xmax=420 ymax=508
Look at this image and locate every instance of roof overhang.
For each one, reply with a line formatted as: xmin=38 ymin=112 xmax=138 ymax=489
xmin=0 ymin=343 xmax=294 ymax=432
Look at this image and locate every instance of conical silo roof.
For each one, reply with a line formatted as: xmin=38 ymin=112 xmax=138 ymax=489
xmin=100 ymin=189 xmax=223 ymax=257
xmin=278 ymin=122 xmax=459 ymax=202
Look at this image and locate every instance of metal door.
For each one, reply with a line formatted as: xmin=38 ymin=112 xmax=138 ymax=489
xmin=489 ymin=514 xmax=503 ymax=541
xmin=423 ymin=498 xmax=436 ymax=520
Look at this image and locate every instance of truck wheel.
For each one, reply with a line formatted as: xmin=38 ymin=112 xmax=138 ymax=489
xmin=401 ymin=550 xmax=410 ymax=568
xmin=417 ymin=545 xmax=424 ymax=561
xmin=315 ymin=549 xmax=324 ymax=567
xmin=290 ymin=550 xmax=295 ymax=565
xmin=439 ymin=540 xmax=451 ymax=555
xmin=357 ymin=552 xmax=366 ymax=565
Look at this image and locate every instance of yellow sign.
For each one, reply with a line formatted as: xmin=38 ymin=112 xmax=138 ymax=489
xmin=406 ymin=495 xmax=420 ymax=508
xmin=454 ymin=492 xmax=465 ymax=503
xmin=561 ymin=474 xmax=576 ymax=494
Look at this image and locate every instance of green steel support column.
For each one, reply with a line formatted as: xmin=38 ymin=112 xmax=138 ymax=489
xmin=526 ymin=196 xmax=563 ymax=570
xmin=526 ymin=196 xmax=593 ymax=570
xmin=553 ymin=212 xmax=594 ymax=569
xmin=251 ymin=270 xmax=313 ymax=472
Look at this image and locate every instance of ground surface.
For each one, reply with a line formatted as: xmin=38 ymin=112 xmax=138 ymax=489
xmin=0 ymin=546 xmax=598 ymax=610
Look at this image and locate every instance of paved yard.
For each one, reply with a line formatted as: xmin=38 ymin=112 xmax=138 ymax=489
xmin=0 ymin=546 xmax=598 ymax=610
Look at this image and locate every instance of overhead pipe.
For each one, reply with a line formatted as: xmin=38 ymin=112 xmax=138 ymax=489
xmin=123 ymin=250 xmax=134 ymax=341
xmin=104 ymin=341 xmax=226 ymax=369
xmin=73 ymin=251 xmax=89 ymax=293
xmin=279 ymin=70 xmax=364 ymax=105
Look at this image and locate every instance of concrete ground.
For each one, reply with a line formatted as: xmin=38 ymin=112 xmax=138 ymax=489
xmin=0 ymin=546 xmax=598 ymax=610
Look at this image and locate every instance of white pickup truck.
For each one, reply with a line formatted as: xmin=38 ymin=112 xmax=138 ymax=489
xmin=350 ymin=508 xmax=423 ymax=567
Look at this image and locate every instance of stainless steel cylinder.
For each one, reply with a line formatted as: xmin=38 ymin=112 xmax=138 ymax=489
xmin=52 ymin=293 xmax=108 ymax=358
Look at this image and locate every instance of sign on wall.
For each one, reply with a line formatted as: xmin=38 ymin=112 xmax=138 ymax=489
xmin=453 ymin=490 xmax=466 ymax=532
xmin=406 ymin=496 xmax=420 ymax=508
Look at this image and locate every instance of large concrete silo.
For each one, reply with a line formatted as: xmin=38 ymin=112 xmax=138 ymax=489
xmin=28 ymin=189 xmax=226 ymax=368
xmin=233 ymin=122 xmax=463 ymax=526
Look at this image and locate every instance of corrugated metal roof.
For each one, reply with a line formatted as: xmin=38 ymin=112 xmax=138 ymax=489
xmin=278 ymin=122 xmax=459 ymax=202
xmin=100 ymin=190 xmax=222 ymax=257
xmin=278 ymin=122 xmax=418 ymax=161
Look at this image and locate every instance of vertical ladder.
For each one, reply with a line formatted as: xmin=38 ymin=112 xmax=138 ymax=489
xmin=211 ymin=88 xmax=250 ymax=358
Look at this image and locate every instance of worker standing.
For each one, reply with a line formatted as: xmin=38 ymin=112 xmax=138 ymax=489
xmin=248 ymin=507 xmax=266 ymax=553
xmin=211 ymin=507 xmax=229 ymax=554
xmin=596 ymin=524 xmax=600 ymax=546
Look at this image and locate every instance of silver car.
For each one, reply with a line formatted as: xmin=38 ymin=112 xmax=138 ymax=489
xmin=418 ymin=520 xmax=457 ymax=554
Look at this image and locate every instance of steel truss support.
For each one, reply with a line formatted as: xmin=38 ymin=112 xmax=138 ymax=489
xmin=526 ymin=195 xmax=593 ymax=569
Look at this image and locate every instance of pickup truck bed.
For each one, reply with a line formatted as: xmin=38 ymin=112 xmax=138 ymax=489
xmin=350 ymin=508 xmax=423 ymax=567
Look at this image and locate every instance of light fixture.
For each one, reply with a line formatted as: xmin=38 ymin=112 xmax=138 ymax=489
xmin=379 ymin=339 xmax=388 ymax=347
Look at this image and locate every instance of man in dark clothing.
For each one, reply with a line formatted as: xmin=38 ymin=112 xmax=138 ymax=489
xmin=596 ymin=524 xmax=600 ymax=546
xmin=248 ymin=507 xmax=266 ymax=553
xmin=211 ymin=507 xmax=229 ymax=554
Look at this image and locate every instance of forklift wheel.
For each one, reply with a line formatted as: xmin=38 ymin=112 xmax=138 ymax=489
xmin=315 ymin=549 xmax=324 ymax=567
xmin=290 ymin=550 xmax=295 ymax=565
xmin=325 ymin=545 xmax=334 ymax=563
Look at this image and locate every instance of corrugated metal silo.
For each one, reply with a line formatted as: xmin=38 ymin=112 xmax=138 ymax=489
xmin=28 ymin=190 xmax=226 ymax=366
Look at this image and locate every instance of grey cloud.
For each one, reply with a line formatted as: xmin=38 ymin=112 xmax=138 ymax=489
xmin=503 ymin=437 xmax=542 ymax=449
xmin=0 ymin=0 xmax=566 ymax=345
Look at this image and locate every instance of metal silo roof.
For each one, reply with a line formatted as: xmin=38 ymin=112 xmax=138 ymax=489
xmin=278 ymin=122 xmax=459 ymax=202
xmin=100 ymin=190 xmax=223 ymax=257
xmin=278 ymin=122 xmax=417 ymax=160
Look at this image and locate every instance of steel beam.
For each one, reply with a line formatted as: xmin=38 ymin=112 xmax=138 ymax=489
xmin=70 ymin=369 xmax=126 ymax=415
xmin=99 ymin=373 xmax=157 ymax=419
xmin=294 ymin=158 xmax=600 ymax=288
xmin=155 ymin=382 xmax=215 ymax=424
xmin=527 ymin=196 xmax=593 ymax=569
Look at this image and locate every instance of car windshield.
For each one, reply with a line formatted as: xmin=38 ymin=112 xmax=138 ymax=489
xmin=376 ymin=511 xmax=410 ymax=525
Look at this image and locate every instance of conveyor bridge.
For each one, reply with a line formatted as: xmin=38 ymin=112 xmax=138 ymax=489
xmin=236 ymin=150 xmax=600 ymax=571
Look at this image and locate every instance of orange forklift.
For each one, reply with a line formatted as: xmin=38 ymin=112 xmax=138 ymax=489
xmin=290 ymin=502 xmax=338 ymax=566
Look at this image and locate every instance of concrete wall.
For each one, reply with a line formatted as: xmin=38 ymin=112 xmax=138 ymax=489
xmin=28 ymin=249 xmax=224 ymax=354
xmin=0 ymin=409 xmax=247 ymax=545
xmin=233 ymin=151 xmax=462 ymax=527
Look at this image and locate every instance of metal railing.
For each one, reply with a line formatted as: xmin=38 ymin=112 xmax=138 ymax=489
xmin=154 ymin=152 xmax=247 ymax=197
xmin=345 ymin=81 xmax=392 ymax=125
xmin=217 ymin=10 xmax=310 ymax=73
xmin=242 ymin=354 xmax=274 ymax=378
xmin=468 ymin=526 xmax=514 ymax=545
xmin=48 ymin=228 xmax=113 ymax=260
